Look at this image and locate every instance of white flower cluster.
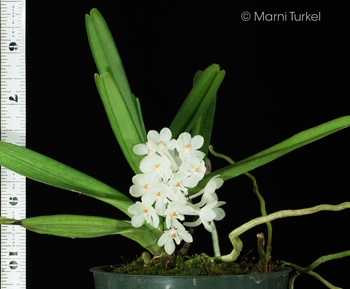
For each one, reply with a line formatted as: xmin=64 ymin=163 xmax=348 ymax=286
xmin=128 ymin=128 xmax=225 ymax=255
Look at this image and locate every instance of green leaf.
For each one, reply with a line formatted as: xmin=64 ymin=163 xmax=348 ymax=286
xmin=0 ymin=141 xmax=134 ymax=217
xmin=191 ymin=70 xmax=217 ymax=159
xmin=95 ymin=72 xmax=144 ymax=174
xmin=20 ymin=215 xmax=135 ymax=238
xmin=193 ymin=70 xmax=203 ymax=86
xmin=0 ymin=217 xmax=15 ymax=224
xmin=1 ymin=214 xmax=164 ymax=255
xmin=169 ymin=64 xmax=225 ymax=138
xmin=189 ymin=116 xmax=350 ymax=195
xmin=135 ymin=96 xmax=147 ymax=141
xmin=186 ymin=70 xmax=224 ymax=133
xmin=191 ymin=97 xmax=216 ymax=159
xmin=85 ymin=9 xmax=145 ymax=143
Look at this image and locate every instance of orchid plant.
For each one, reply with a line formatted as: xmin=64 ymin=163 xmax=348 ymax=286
xmin=0 ymin=8 xmax=349 ymax=288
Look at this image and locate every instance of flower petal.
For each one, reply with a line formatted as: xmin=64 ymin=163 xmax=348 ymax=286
xmin=127 ymin=202 xmax=143 ymax=215
xmin=150 ymin=210 xmax=160 ymax=228
xmin=172 ymin=218 xmax=185 ymax=230
xmin=202 ymin=220 xmax=213 ymax=232
xmin=201 ymin=209 xmax=216 ymax=222
xmin=190 ymin=135 xmax=204 ymax=150
xmin=183 ymin=174 xmax=201 ymax=188
xmin=157 ymin=232 xmax=169 ymax=246
xmin=133 ymin=144 xmax=148 ymax=155
xmin=214 ymin=207 xmax=225 ymax=221
xmin=183 ymin=218 xmax=202 ymax=227
xmin=131 ymin=214 xmax=145 ymax=228
xmin=147 ymin=130 xmax=160 ymax=144
xmin=214 ymin=177 xmax=224 ymax=189
xmin=141 ymin=191 xmax=157 ymax=206
xmin=160 ymin=127 xmax=172 ymax=143
xmin=129 ymin=185 xmax=146 ymax=198
xmin=179 ymin=132 xmax=191 ymax=145
xmin=164 ymin=238 xmax=175 ymax=255
xmin=155 ymin=198 xmax=166 ymax=215
xmin=167 ymin=139 xmax=177 ymax=150
xmin=178 ymin=230 xmax=193 ymax=243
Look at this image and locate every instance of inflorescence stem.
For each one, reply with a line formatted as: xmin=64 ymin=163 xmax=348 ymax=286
xmin=209 ymin=145 xmax=273 ymax=249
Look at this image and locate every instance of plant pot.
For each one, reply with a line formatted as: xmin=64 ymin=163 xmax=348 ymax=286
xmin=90 ymin=265 xmax=292 ymax=289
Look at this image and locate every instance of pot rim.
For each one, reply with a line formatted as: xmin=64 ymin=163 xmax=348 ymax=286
xmin=90 ymin=264 xmax=293 ymax=278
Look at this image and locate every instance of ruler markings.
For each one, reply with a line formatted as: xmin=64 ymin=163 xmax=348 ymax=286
xmin=1 ymin=0 xmax=26 ymax=288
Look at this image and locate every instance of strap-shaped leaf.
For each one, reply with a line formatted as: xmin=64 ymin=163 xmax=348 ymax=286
xmin=169 ymin=64 xmax=225 ymax=138
xmin=135 ymin=96 xmax=147 ymax=141
xmin=191 ymin=97 xmax=216 ymax=159
xmin=186 ymin=70 xmax=224 ymax=133
xmin=0 ymin=217 xmax=15 ymax=224
xmin=20 ymin=215 xmax=135 ymax=238
xmin=189 ymin=116 xmax=350 ymax=195
xmin=95 ymin=72 xmax=144 ymax=174
xmin=191 ymin=70 xmax=217 ymax=159
xmin=85 ymin=9 xmax=145 ymax=142
xmin=0 ymin=215 xmax=164 ymax=255
xmin=0 ymin=141 xmax=133 ymax=216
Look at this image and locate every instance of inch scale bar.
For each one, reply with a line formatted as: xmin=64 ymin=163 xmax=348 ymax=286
xmin=0 ymin=0 xmax=26 ymax=288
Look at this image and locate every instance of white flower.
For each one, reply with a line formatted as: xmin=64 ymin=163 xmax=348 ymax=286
xmin=133 ymin=143 xmax=154 ymax=156
xmin=133 ymin=127 xmax=176 ymax=155
xmin=140 ymin=154 xmax=173 ymax=181
xmin=168 ymin=170 xmax=189 ymax=200
xmin=129 ymin=128 xmax=225 ymax=246
xmin=157 ymin=228 xmax=193 ymax=255
xmin=128 ymin=201 xmax=159 ymax=228
xmin=176 ymin=132 xmax=205 ymax=161
xmin=147 ymin=127 xmax=177 ymax=151
xmin=179 ymin=156 xmax=206 ymax=188
xmin=141 ymin=183 xmax=177 ymax=215
xmin=213 ymin=201 xmax=226 ymax=221
xmin=190 ymin=175 xmax=224 ymax=207
xmin=129 ymin=173 xmax=159 ymax=198
xmin=132 ymin=128 xmax=176 ymax=156
xmin=184 ymin=200 xmax=226 ymax=232
xmin=204 ymin=201 xmax=226 ymax=232
xmin=164 ymin=201 xmax=194 ymax=230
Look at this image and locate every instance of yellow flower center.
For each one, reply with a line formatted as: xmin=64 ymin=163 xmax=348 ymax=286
xmin=195 ymin=168 xmax=200 ymax=173
xmin=155 ymin=164 xmax=160 ymax=169
xmin=185 ymin=145 xmax=190 ymax=149
xmin=171 ymin=233 xmax=176 ymax=238
xmin=147 ymin=149 xmax=151 ymax=154
xmin=143 ymin=184 xmax=148 ymax=189
xmin=158 ymin=141 xmax=163 ymax=146
xmin=172 ymin=211 xmax=177 ymax=216
xmin=143 ymin=209 xmax=148 ymax=213
xmin=175 ymin=182 xmax=180 ymax=187
xmin=156 ymin=191 xmax=161 ymax=196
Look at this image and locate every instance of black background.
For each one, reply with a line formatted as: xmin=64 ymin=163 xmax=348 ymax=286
xmin=23 ymin=1 xmax=349 ymax=289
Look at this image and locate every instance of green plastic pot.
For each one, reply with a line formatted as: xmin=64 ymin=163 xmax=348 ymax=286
xmin=90 ymin=265 xmax=292 ymax=289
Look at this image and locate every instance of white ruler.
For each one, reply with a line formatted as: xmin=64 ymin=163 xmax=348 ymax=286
xmin=0 ymin=0 xmax=26 ymax=288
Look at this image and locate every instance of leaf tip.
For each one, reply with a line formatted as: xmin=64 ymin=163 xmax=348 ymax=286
xmin=89 ymin=8 xmax=100 ymax=16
